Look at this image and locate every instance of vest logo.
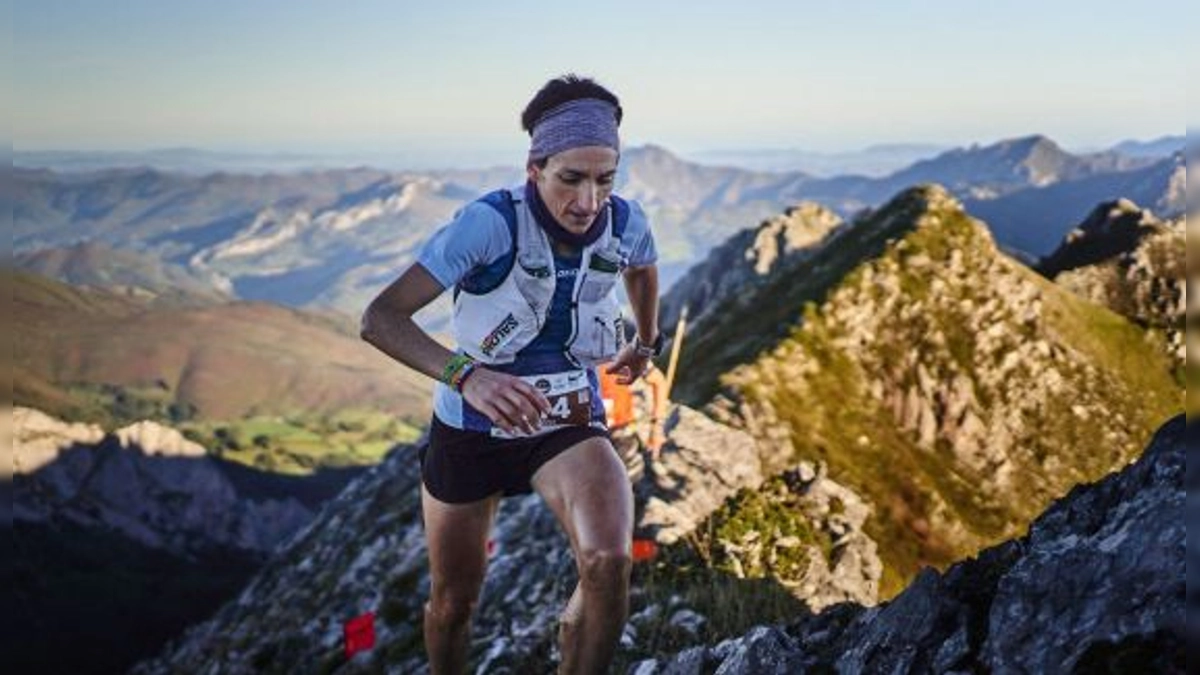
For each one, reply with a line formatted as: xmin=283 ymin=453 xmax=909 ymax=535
xmin=556 ymin=268 xmax=578 ymax=279
xmin=480 ymin=313 xmax=520 ymax=357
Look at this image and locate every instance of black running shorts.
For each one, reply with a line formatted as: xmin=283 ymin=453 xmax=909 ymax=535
xmin=420 ymin=415 xmax=611 ymax=504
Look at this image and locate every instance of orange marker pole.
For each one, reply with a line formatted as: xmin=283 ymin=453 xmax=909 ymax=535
xmin=664 ymin=306 xmax=688 ymax=400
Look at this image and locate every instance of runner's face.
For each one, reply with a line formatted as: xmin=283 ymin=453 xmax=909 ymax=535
xmin=528 ymin=146 xmax=619 ymax=234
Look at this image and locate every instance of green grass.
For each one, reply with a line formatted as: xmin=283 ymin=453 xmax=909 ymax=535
xmin=687 ymin=477 xmax=834 ymax=582
xmin=737 ymin=319 xmax=984 ymax=597
xmin=180 ymin=409 xmax=422 ymax=475
xmin=58 ymin=381 xmax=198 ymax=428
xmin=1031 ymin=266 xmax=1183 ymax=421
xmin=24 ymin=380 xmax=422 ymax=476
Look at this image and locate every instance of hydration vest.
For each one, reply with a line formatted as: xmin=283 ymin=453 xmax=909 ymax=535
xmin=452 ymin=185 xmax=631 ymax=367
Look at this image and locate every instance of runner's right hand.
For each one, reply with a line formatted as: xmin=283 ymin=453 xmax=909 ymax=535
xmin=460 ymin=367 xmax=552 ymax=436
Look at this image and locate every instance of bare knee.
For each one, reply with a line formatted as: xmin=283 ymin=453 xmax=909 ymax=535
xmin=576 ymin=547 xmax=631 ymax=593
xmin=427 ymin=582 xmax=481 ymax=626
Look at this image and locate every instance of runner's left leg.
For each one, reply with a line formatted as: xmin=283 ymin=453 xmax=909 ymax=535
xmin=532 ymin=436 xmax=633 ymax=674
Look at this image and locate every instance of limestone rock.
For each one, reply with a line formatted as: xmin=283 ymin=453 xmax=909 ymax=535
xmin=14 ymin=406 xmax=313 ymax=556
xmin=644 ymin=415 xmax=1185 ymax=673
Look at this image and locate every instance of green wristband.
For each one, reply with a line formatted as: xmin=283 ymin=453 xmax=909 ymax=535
xmin=441 ymin=354 xmax=475 ymax=386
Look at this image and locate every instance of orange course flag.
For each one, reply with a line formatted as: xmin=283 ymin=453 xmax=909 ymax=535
xmin=599 ymin=368 xmax=635 ymax=429
xmin=344 ymin=612 xmax=376 ymax=658
xmin=632 ymin=538 xmax=658 ymax=562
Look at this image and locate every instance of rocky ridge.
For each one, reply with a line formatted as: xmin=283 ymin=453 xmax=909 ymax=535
xmin=673 ymin=184 xmax=1180 ymax=593
xmin=13 ymin=407 xmax=313 ymax=556
xmin=659 ymin=202 xmax=844 ymax=332
xmin=633 ymin=414 xmax=1185 ymax=674
xmin=131 ymin=402 xmax=879 ymax=673
xmin=1039 ymin=198 xmax=1185 ymax=364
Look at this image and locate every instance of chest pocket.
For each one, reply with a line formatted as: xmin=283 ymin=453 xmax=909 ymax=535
xmin=514 ymin=253 xmax=554 ymax=321
xmin=569 ymin=245 xmax=625 ymax=365
xmin=578 ymin=247 xmax=624 ymax=303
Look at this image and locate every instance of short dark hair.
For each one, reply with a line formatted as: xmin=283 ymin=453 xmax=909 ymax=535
xmin=521 ymin=74 xmax=623 ymax=136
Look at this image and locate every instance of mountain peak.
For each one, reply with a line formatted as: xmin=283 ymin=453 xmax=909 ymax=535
xmin=866 ymin=183 xmax=968 ymax=230
xmin=891 ymin=182 xmax=960 ymax=209
xmin=1005 ymin=133 xmax=1057 ymax=149
xmin=625 ymin=143 xmax=684 ymax=165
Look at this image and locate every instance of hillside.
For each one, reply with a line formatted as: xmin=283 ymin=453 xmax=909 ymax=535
xmin=123 ymin=401 xmax=1185 ymax=673
xmin=9 ymin=407 xmax=364 ymax=675
xmin=1037 ymin=199 xmax=1185 ymax=366
xmin=7 ymin=269 xmax=431 ymax=425
xmin=638 ymin=415 xmax=1185 ymax=673
xmin=14 ymin=240 xmax=233 ymax=303
xmin=129 ymin=401 xmax=877 ymax=673
xmin=669 ymin=185 xmax=1181 ymax=594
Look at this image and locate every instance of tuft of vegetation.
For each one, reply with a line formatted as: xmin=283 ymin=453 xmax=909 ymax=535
xmin=609 ymin=541 xmax=810 ymax=671
xmin=693 ymin=476 xmax=833 ymax=581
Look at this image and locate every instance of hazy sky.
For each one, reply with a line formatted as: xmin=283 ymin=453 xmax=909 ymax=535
xmin=9 ymin=0 xmax=1190 ymax=163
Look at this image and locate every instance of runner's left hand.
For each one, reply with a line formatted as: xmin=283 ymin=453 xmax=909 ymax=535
xmin=605 ymin=345 xmax=651 ymax=385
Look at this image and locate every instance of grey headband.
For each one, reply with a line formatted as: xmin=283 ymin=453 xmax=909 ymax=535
xmin=528 ymin=98 xmax=620 ymax=162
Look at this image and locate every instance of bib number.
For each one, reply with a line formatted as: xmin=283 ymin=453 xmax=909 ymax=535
xmin=491 ymin=370 xmax=593 ymax=438
xmin=544 ymin=386 xmax=592 ymax=426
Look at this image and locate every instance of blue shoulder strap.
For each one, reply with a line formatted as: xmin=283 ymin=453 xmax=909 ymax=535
xmin=456 ymin=190 xmax=631 ymax=297
xmin=456 ymin=189 xmax=519 ymax=297
xmin=609 ymin=194 xmax=631 ymax=240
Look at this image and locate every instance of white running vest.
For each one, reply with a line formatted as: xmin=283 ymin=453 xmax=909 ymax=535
xmin=452 ymin=188 xmax=626 ymax=367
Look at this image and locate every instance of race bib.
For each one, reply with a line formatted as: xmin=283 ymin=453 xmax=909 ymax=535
xmin=491 ymin=370 xmax=594 ymax=438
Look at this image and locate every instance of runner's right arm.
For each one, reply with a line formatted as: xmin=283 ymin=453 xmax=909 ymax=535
xmin=361 ymin=263 xmax=549 ymax=435
xmin=360 ymin=204 xmax=550 ymax=435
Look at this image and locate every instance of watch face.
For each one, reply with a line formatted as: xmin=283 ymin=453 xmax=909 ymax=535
xmin=653 ymin=333 xmax=665 ymax=355
xmin=635 ymin=333 xmax=664 ymax=357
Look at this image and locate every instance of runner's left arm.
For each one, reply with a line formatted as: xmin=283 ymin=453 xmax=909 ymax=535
xmin=606 ymin=263 xmax=659 ymax=385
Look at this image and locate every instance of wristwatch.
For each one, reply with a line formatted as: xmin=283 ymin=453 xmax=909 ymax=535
xmin=633 ymin=332 xmax=665 ymax=358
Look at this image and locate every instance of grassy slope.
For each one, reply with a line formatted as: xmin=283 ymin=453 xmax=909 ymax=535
xmin=8 ymin=269 xmax=429 ymax=473
xmin=9 ymin=269 xmax=430 ymax=423
xmin=670 ymin=188 xmax=1181 ymax=598
xmin=669 ymin=193 xmax=928 ymax=407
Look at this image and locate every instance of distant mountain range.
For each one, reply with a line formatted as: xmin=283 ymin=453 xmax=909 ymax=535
xmin=1110 ymin=134 xmax=1186 ymax=158
xmin=17 ymin=134 xmax=1180 ymax=175
xmin=967 ymin=153 xmax=1184 ymax=256
xmin=8 ymin=135 xmax=1182 ymax=325
xmin=683 ymin=143 xmax=949 ymax=176
xmin=774 ymin=134 xmax=1157 ymax=214
xmin=15 ymin=241 xmax=232 ymax=304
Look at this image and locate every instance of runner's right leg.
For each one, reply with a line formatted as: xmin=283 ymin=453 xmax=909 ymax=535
xmin=421 ymin=485 xmax=500 ymax=675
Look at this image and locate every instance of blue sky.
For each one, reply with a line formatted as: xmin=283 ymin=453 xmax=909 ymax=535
xmin=9 ymin=0 xmax=1190 ymax=162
